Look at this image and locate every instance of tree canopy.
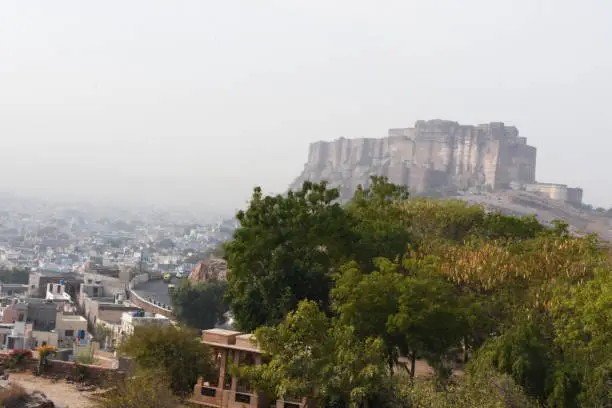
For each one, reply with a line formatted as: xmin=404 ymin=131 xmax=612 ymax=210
xmin=224 ymin=181 xmax=357 ymax=331
xmin=216 ymin=176 xmax=611 ymax=407
xmin=119 ymin=325 xmax=214 ymax=397
xmin=170 ymin=278 xmax=228 ymax=330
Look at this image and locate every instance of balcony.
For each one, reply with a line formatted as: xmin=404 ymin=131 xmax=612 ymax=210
xmin=191 ymin=383 xmax=222 ymax=407
xmin=275 ymin=398 xmax=309 ymax=408
xmin=235 ymin=392 xmax=251 ymax=404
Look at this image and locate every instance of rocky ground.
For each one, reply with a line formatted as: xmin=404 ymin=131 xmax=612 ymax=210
xmin=7 ymin=373 xmax=95 ymax=408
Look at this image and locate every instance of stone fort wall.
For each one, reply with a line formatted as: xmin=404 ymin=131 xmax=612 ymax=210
xmin=291 ymin=120 xmax=537 ymax=198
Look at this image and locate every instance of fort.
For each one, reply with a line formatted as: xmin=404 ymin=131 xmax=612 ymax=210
xmin=291 ymin=119 xmax=581 ymax=205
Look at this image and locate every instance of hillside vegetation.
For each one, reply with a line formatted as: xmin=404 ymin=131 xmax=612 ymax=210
xmin=223 ymin=177 xmax=611 ymax=407
xmin=109 ymin=177 xmax=610 ymax=407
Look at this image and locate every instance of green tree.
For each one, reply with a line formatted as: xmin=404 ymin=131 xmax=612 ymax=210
xmin=471 ymin=312 xmax=560 ymax=405
xmin=478 ymin=212 xmax=543 ymax=241
xmin=388 ymin=272 xmax=468 ymax=379
xmin=119 ymin=325 xmax=214 ymax=397
xmin=93 ymin=323 xmax=113 ymax=347
xmin=225 ymin=181 xmax=356 ymax=331
xmin=402 ymin=198 xmax=484 ymax=243
xmin=170 ymin=278 xmax=229 ymax=330
xmin=332 ymin=258 xmax=405 ymax=372
xmin=551 ymin=267 xmax=612 ymax=407
xmin=347 ymin=176 xmax=412 ymax=267
xmin=403 ymin=370 xmax=539 ymax=408
xmin=242 ymin=300 xmax=389 ymax=407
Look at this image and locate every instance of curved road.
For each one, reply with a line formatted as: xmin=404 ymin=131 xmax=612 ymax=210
xmin=132 ymin=279 xmax=174 ymax=307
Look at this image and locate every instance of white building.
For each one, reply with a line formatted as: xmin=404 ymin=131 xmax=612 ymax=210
xmin=46 ymin=282 xmax=72 ymax=303
xmin=54 ymin=313 xmax=88 ymax=348
xmin=117 ymin=311 xmax=170 ymax=345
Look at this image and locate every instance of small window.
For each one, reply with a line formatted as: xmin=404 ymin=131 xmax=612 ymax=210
xmin=65 ymin=329 xmax=74 ymax=337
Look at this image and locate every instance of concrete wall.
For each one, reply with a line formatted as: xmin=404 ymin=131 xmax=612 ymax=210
xmin=129 ymin=290 xmax=174 ymax=319
xmin=31 ymin=330 xmax=58 ymax=348
xmin=0 ymin=354 xmax=126 ymax=386
xmin=28 ymin=273 xmax=82 ymax=298
xmin=80 ymin=295 xmax=141 ymax=327
xmin=126 ymin=273 xmax=174 ymax=319
xmin=82 ymin=273 xmax=127 ymax=297
xmin=0 ymin=284 xmax=28 ymax=297
xmin=55 ymin=313 xmax=87 ymax=347
xmin=521 ymin=183 xmax=582 ymax=205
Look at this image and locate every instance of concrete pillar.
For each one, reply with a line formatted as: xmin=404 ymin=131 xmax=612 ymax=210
xmin=231 ymin=350 xmax=240 ymax=391
xmin=216 ymin=348 xmax=227 ymax=388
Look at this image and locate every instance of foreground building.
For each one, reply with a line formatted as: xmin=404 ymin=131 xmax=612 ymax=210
xmin=191 ymin=329 xmax=308 ymax=408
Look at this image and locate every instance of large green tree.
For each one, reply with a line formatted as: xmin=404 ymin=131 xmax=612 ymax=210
xmin=551 ymin=267 xmax=612 ymax=407
xmin=242 ymin=300 xmax=389 ymax=408
xmin=332 ymin=258 xmax=406 ymax=372
xmin=170 ymin=278 xmax=228 ymax=330
xmin=388 ymin=271 xmax=469 ymax=379
xmin=347 ymin=176 xmax=412 ymax=267
xmin=218 ymin=175 xmax=611 ymax=407
xmin=119 ymin=325 xmax=214 ymax=397
xmin=225 ymin=181 xmax=356 ymax=331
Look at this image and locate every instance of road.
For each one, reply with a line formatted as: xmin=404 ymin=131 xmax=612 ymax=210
xmin=132 ymin=279 xmax=173 ymax=307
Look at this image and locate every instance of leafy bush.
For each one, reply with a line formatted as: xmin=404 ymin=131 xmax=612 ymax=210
xmin=89 ymin=371 xmax=182 ymax=408
xmin=7 ymin=349 xmax=33 ymax=370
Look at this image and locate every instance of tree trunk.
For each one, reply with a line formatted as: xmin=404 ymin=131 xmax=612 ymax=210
xmin=463 ymin=336 xmax=469 ymax=363
xmin=410 ymin=353 xmax=416 ymax=378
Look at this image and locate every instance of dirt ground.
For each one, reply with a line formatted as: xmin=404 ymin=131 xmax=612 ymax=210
xmin=8 ymin=372 xmax=96 ymax=408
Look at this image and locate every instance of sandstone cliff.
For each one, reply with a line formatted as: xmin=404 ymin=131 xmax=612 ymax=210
xmin=189 ymin=258 xmax=227 ymax=283
xmin=290 ymin=120 xmax=537 ymax=200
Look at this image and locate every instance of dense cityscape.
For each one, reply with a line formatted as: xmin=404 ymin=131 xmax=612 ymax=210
xmin=0 ymin=192 xmax=235 ymax=276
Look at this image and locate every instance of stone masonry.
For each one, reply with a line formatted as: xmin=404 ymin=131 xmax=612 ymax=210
xmin=290 ymin=120 xmax=537 ymax=199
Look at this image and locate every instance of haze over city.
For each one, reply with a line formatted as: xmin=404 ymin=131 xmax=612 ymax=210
xmin=1 ymin=0 xmax=610 ymax=210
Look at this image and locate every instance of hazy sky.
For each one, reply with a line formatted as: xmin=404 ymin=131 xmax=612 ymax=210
xmin=1 ymin=0 xmax=610 ymax=212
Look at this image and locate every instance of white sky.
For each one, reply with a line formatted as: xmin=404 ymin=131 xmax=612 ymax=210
xmin=0 ymin=0 xmax=610 ymax=211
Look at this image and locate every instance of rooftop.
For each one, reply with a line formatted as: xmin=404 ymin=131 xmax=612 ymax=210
xmin=201 ymin=329 xmax=260 ymax=352
xmin=204 ymin=328 xmax=241 ymax=336
xmin=60 ymin=314 xmax=86 ymax=322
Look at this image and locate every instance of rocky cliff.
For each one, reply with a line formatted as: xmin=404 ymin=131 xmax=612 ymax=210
xmin=189 ymin=258 xmax=227 ymax=283
xmin=290 ymin=120 xmax=537 ymax=200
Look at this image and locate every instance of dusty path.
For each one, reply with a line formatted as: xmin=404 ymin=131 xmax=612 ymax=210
xmin=8 ymin=372 xmax=95 ymax=408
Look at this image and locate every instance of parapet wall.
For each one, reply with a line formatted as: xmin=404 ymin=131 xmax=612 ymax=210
xmin=0 ymin=355 xmax=125 ymax=386
xmin=522 ymin=183 xmax=583 ymax=205
xmin=129 ymin=286 xmax=175 ymax=319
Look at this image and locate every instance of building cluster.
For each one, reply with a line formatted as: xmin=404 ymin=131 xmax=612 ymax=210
xmin=0 ymin=266 xmax=174 ymax=361
xmin=0 ymin=196 xmax=236 ymax=362
xmin=0 ymin=194 xmax=237 ymax=277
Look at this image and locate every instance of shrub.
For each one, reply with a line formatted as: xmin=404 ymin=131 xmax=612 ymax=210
xmin=7 ymin=349 xmax=33 ymax=371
